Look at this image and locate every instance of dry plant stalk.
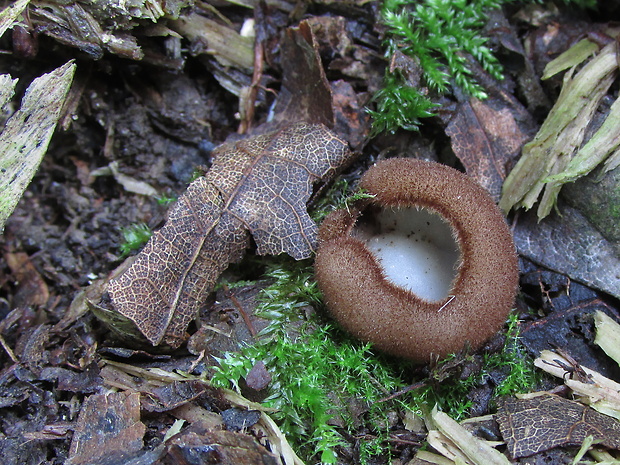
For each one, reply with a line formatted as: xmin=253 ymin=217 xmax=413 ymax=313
xmin=423 ymin=407 xmax=510 ymax=465
xmin=535 ymin=349 xmax=620 ymax=420
xmin=594 ymin=310 xmax=620 ymax=367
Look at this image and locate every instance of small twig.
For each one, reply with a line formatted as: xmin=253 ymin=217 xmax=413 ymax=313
xmin=377 ymin=380 xmax=428 ymax=403
xmin=188 ymin=349 xmax=206 ymax=373
xmin=237 ymin=3 xmax=267 ymax=133
xmin=222 ymin=284 xmax=257 ymax=337
xmin=355 ymin=433 xmax=421 ymax=447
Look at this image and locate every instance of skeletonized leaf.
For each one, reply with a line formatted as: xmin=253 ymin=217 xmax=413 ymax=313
xmin=496 ymin=394 xmax=620 ymax=459
xmin=108 ymin=123 xmax=352 ymax=347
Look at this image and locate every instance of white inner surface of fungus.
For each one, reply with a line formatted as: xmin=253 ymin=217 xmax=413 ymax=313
xmin=358 ymin=208 xmax=460 ymax=301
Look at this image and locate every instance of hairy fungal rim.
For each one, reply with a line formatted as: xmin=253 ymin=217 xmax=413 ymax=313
xmin=315 ymin=158 xmax=519 ymax=363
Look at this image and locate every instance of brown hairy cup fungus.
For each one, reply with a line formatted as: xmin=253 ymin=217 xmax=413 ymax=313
xmin=315 ymin=158 xmax=519 ymax=363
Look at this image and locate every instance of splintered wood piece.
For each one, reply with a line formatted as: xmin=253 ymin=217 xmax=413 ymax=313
xmin=499 ymin=42 xmax=618 ymax=218
xmin=0 ymin=0 xmax=30 ymax=41
xmin=595 ymin=311 xmax=620 ymax=367
xmin=108 ymin=123 xmax=352 ymax=347
xmin=0 ymin=61 xmax=75 ymax=232
xmin=68 ymin=391 xmax=145 ymax=465
xmin=496 ymin=394 xmax=620 ymax=459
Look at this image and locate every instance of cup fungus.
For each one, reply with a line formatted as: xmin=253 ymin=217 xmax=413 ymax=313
xmin=315 ymin=158 xmax=519 ymax=363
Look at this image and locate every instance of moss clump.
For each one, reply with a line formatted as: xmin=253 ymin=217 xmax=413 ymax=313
xmin=368 ymin=71 xmax=439 ymax=134
xmin=488 ymin=313 xmax=541 ymax=397
xmin=371 ymin=0 xmax=598 ymax=134
xmin=155 ymin=193 xmax=177 ymax=206
xmin=212 ymin=259 xmax=409 ymax=464
xmin=212 ymin=258 xmax=537 ymax=463
xmin=310 ymin=177 xmax=376 ymax=225
xmin=370 ymin=0 xmax=507 ymax=134
xmin=410 ymin=313 xmax=540 ymax=420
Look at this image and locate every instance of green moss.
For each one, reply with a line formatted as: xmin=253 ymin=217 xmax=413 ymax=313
xmin=486 ymin=313 xmax=540 ymax=398
xmin=212 ymin=258 xmax=538 ymax=463
xmin=212 ymin=259 xmax=409 ymax=464
xmin=371 ymin=0 xmax=598 ymax=134
xmin=118 ymin=223 xmax=152 ymax=257
xmin=371 ymin=0 xmax=507 ymax=134
xmin=310 ymin=177 xmax=375 ymax=223
xmin=609 ymin=202 xmax=620 ymax=220
xmin=310 ymin=178 xmax=352 ymax=223
xmin=368 ymin=72 xmax=439 ymax=135
xmin=155 ymin=193 xmax=177 ymax=206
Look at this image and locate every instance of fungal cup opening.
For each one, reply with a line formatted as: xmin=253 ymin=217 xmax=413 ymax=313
xmin=353 ymin=207 xmax=461 ymax=302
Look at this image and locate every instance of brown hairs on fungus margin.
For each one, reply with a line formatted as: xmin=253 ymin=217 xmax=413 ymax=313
xmin=314 ymin=158 xmax=519 ymax=364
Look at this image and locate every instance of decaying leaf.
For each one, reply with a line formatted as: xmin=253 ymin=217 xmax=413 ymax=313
xmin=441 ymin=31 xmax=537 ymax=201
xmin=100 ymin=361 xmax=303 ymax=465
xmin=513 ymin=205 xmax=620 ymax=299
xmin=165 ymin=427 xmax=280 ymax=465
xmin=496 ymin=394 xmax=620 ymax=459
xmin=266 ymin=20 xmax=370 ymax=150
xmin=446 ymin=96 xmax=531 ymax=201
xmin=108 ymin=123 xmax=352 ymax=347
xmin=4 ymin=251 xmax=49 ymax=308
xmin=271 ymin=20 xmax=334 ymax=129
